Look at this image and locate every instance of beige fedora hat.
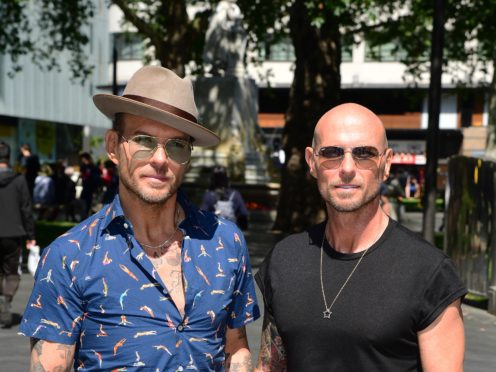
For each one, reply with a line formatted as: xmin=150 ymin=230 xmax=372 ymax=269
xmin=93 ymin=65 xmax=219 ymax=147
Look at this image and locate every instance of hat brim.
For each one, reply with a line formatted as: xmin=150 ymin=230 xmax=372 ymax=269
xmin=93 ymin=94 xmax=220 ymax=147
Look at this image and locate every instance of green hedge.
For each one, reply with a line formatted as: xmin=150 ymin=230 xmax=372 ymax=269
xmin=402 ymin=198 xmax=444 ymax=212
xmin=35 ymin=221 xmax=77 ymax=248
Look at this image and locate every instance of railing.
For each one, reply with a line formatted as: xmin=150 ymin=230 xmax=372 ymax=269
xmin=445 ymin=156 xmax=496 ymax=314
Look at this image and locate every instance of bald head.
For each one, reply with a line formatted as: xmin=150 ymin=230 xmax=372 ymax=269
xmin=313 ymin=103 xmax=387 ymax=150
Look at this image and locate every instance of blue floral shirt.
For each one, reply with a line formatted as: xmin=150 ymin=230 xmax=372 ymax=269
xmin=19 ymin=191 xmax=260 ymax=371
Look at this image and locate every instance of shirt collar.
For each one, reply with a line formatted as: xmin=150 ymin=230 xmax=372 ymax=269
xmin=101 ymin=188 xmax=199 ymax=233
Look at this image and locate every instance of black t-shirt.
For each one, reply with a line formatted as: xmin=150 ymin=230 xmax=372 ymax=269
xmin=255 ymin=219 xmax=467 ymax=372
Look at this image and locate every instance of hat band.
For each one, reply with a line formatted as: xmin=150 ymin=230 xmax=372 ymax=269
xmin=123 ymin=94 xmax=198 ymax=123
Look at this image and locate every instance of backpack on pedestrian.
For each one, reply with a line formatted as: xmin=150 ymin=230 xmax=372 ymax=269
xmin=214 ymin=190 xmax=236 ymax=222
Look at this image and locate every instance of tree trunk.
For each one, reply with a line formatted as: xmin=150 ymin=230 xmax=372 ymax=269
xmin=155 ymin=0 xmax=191 ymax=76
xmin=113 ymin=0 xmax=195 ymax=77
xmin=273 ymin=0 xmax=341 ymax=233
xmin=484 ymin=60 xmax=496 ymax=158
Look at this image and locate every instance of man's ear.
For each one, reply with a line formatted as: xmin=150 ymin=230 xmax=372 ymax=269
xmin=382 ymin=148 xmax=393 ymax=181
xmin=105 ymin=130 xmax=119 ymax=165
xmin=305 ymin=147 xmax=317 ymax=178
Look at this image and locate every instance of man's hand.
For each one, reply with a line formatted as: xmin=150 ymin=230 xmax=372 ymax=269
xmin=225 ymin=326 xmax=253 ymax=371
xmin=30 ymin=338 xmax=75 ymax=372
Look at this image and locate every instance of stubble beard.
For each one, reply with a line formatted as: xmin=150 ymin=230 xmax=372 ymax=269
xmin=119 ymin=170 xmax=181 ymax=205
xmin=326 ymin=182 xmax=381 ymax=213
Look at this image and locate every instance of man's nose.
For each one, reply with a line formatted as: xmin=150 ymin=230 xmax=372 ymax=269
xmin=149 ymin=144 xmax=169 ymax=164
xmin=339 ymin=152 xmax=356 ymax=177
xmin=339 ymin=152 xmax=357 ymax=172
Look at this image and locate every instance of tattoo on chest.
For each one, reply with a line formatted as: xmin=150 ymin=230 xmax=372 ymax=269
xmin=148 ymin=243 xmax=181 ymax=269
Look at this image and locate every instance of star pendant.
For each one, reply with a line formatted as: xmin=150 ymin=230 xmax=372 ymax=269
xmin=323 ymin=309 xmax=332 ymax=318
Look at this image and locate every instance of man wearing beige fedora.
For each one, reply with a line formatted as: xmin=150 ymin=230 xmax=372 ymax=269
xmin=20 ymin=66 xmax=260 ymax=371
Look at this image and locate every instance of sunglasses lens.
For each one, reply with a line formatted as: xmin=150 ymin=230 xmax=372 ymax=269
xmin=352 ymin=146 xmax=380 ymax=169
xmin=352 ymin=146 xmax=379 ymax=159
xmin=319 ymin=146 xmax=344 ymax=159
xmin=317 ymin=146 xmax=382 ymax=169
xmin=127 ymin=135 xmax=191 ymax=163
xmin=132 ymin=135 xmax=157 ymax=150
xmin=165 ymin=139 xmax=191 ymax=164
xmin=318 ymin=146 xmax=344 ymax=169
xmin=129 ymin=135 xmax=158 ymax=159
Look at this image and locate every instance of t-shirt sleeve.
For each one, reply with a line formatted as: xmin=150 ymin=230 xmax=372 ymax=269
xmin=254 ymin=248 xmax=274 ymax=316
xmin=19 ymin=244 xmax=84 ymax=344
xmin=227 ymin=230 xmax=261 ymax=328
xmin=417 ymin=257 xmax=468 ymax=331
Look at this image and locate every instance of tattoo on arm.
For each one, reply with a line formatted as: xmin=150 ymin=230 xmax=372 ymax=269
xmin=225 ymin=326 xmax=252 ymax=371
xmin=228 ymin=355 xmax=253 ymax=372
xmin=257 ymin=311 xmax=287 ymax=371
xmin=30 ymin=338 xmax=75 ymax=372
xmin=30 ymin=338 xmax=45 ymax=372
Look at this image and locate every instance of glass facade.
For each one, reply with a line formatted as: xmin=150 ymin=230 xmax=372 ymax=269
xmin=365 ymin=40 xmax=407 ymax=62
xmin=111 ymin=32 xmax=145 ymax=61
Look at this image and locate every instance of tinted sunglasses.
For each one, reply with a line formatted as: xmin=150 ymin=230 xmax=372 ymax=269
xmin=315 ymin=146 xmax=387 ymax=169
xmin=121 ymin=135 xmax=192 ymax=164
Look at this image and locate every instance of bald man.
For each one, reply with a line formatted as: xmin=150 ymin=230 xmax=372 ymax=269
xmin=255 ymin=103 xmax=467 ymax=371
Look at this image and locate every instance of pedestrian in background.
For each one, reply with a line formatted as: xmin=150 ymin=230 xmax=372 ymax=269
xmin=33 ymin=163 xmax=56 ymax=220
xmin=78 ymin=152 xmax=101 ymax=219
xmin=0 ymin=141 xmax=36 ymax=328
xmin=380 ymin=172 xmax=405 ymax=222
xmin=255 ymin=103 xmax=466 ymax=371
xmin=51 ymin=161 xmax=77 ymax=221
xmin=405 ymin=174 xmax=421 ymax=198
xmin=19 ymin=143 xmax=40 ymax=197
xmin=100 ymin=159 xmax=119 ymax=204
xmin=201 ymin=165 xmax=249 ymax=230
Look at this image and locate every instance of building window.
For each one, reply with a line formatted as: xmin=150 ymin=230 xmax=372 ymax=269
xmin=341 ymin=35 xmax=353 ymax=63
xmin=260 ymin=38 xmax=295 ymax=62
xmin=365 ymin=39 xmax=407 ymax=62
xmin=111 ymin=32 xmax=145 ymax=61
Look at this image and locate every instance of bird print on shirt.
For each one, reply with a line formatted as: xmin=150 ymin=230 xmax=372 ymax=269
xmin=20 ymin=199 xmax=260 ymax=370
xmin=31 ymin=294 xmax=43 ymax=309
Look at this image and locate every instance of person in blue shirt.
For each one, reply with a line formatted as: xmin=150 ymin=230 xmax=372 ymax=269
xmin=20 ymin=66 xmax=260 ymax=371
xmin=201 ymin=166 xmax=249 ymax=230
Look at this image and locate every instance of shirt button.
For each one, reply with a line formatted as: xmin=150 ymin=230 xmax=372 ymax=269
xmin=177 ymin=324 xmax=184 ymax=332
xmin=123 ymin=223 xmax=128 ymax=229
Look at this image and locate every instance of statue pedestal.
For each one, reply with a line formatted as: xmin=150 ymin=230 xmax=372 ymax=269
xmin=186 ymin=76 xmax=269 ymax=184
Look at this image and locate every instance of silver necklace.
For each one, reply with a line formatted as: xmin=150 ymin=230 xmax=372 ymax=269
xmin=138 ymin=205 xmax=181 ymax=250
xmin=320 ymin=225 xmax=383 ymax=319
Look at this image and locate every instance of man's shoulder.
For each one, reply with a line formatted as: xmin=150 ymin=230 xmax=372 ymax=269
xmin=387 ymin=220 xmax=448 ymax=260
xmin=271 ymin=222 xmax=324 ymax=256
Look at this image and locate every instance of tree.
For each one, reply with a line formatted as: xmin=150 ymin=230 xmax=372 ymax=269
xmin=366 ymin=0 xmax=496 ymax=241
xmin=365 ymin=0 xmax=496 ymax=155
xmin=239 ymin=0 xmax=404 ymax=232
xmin=238 ymin=0 xmax=341 ymax=231
xmin=0 ymin=0 xmax=95 ymax=82
xmin=10 ymin=1 xmax=479 ymax=233
xmin=444 ymin=0 xmax=496 ymax=156
xmin=111 ymin=0 xmax=210 ymax=77
xmin=0 ymin=0 xmax=211 ymax=81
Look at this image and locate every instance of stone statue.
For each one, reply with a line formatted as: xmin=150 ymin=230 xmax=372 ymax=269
xmin=203 ymin=0 xmax=247 ymax=76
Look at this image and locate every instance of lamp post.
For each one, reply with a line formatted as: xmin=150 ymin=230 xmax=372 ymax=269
xmin=422 ymin=0 xmax=445 ymax=243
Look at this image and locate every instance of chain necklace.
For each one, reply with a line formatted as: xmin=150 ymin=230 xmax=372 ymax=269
xmin=138 ymin=204 xmax=181 ymax=250
xmin=320 ymin=224 xmax=384 ymax=319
